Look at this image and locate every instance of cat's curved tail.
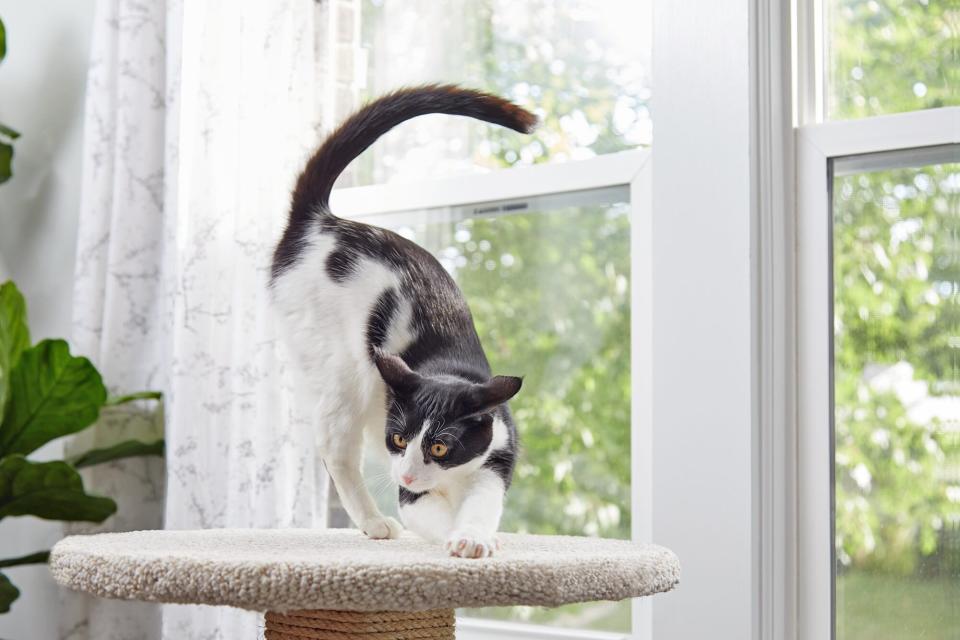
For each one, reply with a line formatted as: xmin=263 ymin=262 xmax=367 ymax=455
xmin=289 ymin=84 xmax=538 ymax=221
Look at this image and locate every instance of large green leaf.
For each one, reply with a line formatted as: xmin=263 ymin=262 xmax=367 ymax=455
xmin=0 ymin=340 xmax=106 ymax=457
xmin=0 ymin=455 xmax=116 ymax=522
xmin=0 ymin=572 xmax=18 ymax=614
xmin=0 ymin=16 xmax=6 ymax=64
xmin=0 ymin=281 xmax=31 ymax=420
xmin=71 ymin=438 xmax=165 ymax=469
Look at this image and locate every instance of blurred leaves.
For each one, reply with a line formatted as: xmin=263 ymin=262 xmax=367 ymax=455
xmin=411 ymin=204 xmax=631 ymax=540
xmin=357 ymin=0 xmax=647 ymax=184
xmin=834 ymin=158 xmax=960 ymax=575
xmin=829 ymin=0 xmax=960 ymax=118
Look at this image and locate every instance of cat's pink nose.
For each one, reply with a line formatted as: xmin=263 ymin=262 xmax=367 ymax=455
xmin=401 ymin=474 xmax=414 ymax=486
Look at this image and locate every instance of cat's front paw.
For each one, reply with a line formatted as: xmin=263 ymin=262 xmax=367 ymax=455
xmin=361 ymin=516 xmax=403 ymax=539
xmin=446 ymin=528 xmax=499 ymax=558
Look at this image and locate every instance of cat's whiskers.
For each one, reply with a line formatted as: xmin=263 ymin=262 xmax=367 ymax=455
xmin=366 ymin=471 xmax=396 ymax=499
xmin=433 ymin=423 xmax=465 ymax=449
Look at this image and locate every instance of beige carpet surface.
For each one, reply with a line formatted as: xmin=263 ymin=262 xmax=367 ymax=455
xmin=50 ymin=528 xmax=679 ymax=612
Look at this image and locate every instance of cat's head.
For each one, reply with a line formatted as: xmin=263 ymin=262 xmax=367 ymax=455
xmin=374 ymin=351 xmax=521 ymax=493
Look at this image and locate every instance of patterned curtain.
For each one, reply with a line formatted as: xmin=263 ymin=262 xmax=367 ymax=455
xmin=66 ymin=1 xmax=329 ymax=638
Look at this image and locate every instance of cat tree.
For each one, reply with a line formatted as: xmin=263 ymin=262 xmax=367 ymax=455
xmin=50 ymin=528 xmax=679 ymax=639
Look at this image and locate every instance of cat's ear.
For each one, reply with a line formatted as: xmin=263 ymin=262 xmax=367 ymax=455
xmin=464 ymin=375 xmax=523 ymax=413
xmin=373 ymin=350 xmax=422 ymax=396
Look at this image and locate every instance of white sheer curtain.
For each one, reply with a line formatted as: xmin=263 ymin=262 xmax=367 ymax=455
xmin=68 ymin=1 xmax=328 ymax=638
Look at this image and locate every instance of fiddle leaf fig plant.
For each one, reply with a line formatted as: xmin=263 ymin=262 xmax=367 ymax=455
xmin=0 ymin=281 xmax=164 ymax=614
xmin=0 ymin=19 xmax=163 ymax=616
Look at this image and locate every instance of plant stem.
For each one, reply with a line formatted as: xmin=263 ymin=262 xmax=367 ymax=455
xmin=104 ymin=390 xmax=163 ymax=406
xmin=0 ymin=551 xmax=49 ymax=568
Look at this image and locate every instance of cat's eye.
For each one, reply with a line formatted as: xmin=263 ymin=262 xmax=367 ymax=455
xmin=430 ymin=442 xmax=448 ymax=458
xmin=392 ymin=433 xmax=407 ymax=449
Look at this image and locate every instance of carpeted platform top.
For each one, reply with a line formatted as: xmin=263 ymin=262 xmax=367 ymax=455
xmin=50 ymin=528 xmax=679 ymax=612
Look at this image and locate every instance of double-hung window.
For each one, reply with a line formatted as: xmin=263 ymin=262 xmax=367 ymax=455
xmin=320 ymin=1 xmax=652 ymax=638
xmin=796 ymin=1 xmax=960 ymax=638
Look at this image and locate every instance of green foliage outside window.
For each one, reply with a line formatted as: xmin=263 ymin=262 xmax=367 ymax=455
xmin=828 ymin=1 xmax=959 ymax=636
xmin=828 ymin=0 xmax=959 ymax=119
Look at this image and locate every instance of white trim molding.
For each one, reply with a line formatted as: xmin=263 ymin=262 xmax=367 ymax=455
xmin=457 ymin=617 xmax=629 ymax=640
xmin=754 ymin=0 xmax=798 ymax=639
xmin=330 ymin=149 xmax=648 ymax=218
xmin=795 ymin=106 xmax=960 ymax=640
xmin=794 ymin=0 xmax=825 ymax=125
xmin=652 ymin=0 xmax=758 ymax=638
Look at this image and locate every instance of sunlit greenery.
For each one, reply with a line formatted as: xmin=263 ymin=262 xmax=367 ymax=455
xmin=834 ymin=157 xmax=960 ymax=635
xmin=392 ymin=200 xmax=631 ymax=631
xmin=831 ymin=3 xmax=960 ymax=637
xmin=445 ymin=205 xmax=631 ymax=540
xmin=837 ymin=571 xmax=960 ymax=640
xmin=828 ymin=0 xmax=959 ymax=118
xmin=357 ymin=0 xmax=647 ymax=185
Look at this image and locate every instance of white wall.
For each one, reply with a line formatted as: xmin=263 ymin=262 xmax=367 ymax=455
xmin=651 ymin=0 xmax=759 ymax=637
xmin=0 ymin=2 xmax=96 ymax=638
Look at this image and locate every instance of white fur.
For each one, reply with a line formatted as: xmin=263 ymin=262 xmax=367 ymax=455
xmin=394 ymin=415 xmax=510 ymax=557
xmin=271 ymin=229 xmax=508 ymax=554
xmin=272 ymin=230 xmax=412 ymax=539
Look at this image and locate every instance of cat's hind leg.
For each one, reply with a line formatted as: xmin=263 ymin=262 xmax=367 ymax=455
xmin=315 ymin=399 xmax=402 ymax=539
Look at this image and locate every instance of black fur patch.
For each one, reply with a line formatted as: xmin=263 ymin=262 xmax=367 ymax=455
xmin=399 ymin=487 xmax=425 ymax=505
xmin=270 ymin=86 xmax=532 ymax=494
xmin=483 ymin=447 xmax=516 ymax=489
xmin=270 ymin=229 xmax=311 ymax=284
xmin=326 ymin=248 xmax=359 ymax=282
xmin=427 ymin=414 xmax=494 ymax=470
xmin=366 ymin=288 xmax=399 ymax=360
xmin=272 ymin=85 xmax=535 ymax=289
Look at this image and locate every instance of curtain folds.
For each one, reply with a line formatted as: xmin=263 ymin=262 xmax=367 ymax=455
xmin=68 ymin=1 xmax=328 ymax=638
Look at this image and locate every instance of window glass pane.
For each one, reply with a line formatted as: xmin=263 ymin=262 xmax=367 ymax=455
xmin=344 ymin=0 xmax=649 ymax=186
xmin=827 ymin=0 xmax=959 ymax=120
xmin=832 ymin=147 xmax=960 ymax=639
xmin=363 ymin=187 xmax=631 ymax=632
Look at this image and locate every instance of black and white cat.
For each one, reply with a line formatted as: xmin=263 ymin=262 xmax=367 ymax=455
xmin=270 ymin=86 xmax=536 ymax=558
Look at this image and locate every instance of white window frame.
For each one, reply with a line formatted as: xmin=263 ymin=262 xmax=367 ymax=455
xmin=329 ymin=1 xmax=782 ymax=638
xmin=331 ymin=148 xmax=653 ymax=640
xmin=796 ymin=106 xmax=960 ymax=640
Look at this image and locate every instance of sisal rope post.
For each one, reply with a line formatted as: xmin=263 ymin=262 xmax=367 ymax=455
xmin=264 ymin=608 xmax=456 ymax=640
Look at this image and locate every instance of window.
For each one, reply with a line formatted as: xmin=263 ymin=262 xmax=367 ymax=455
xmin=362 ymin=187 xmax=632 ymax=633
xmin=331 ymin=0 xmax=650 ymax=186
xmin=832 ymin=148 xmax=960 ymax=639
xmin=334 ymin=152 xmax=649 ymax=639
xmin=826 ymin=0 xmax=959 ymax=120
xmin=323 ymin=1 xmax=652 ymax=636
xmin=796 ymin=0 xmax=960 ymax=635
